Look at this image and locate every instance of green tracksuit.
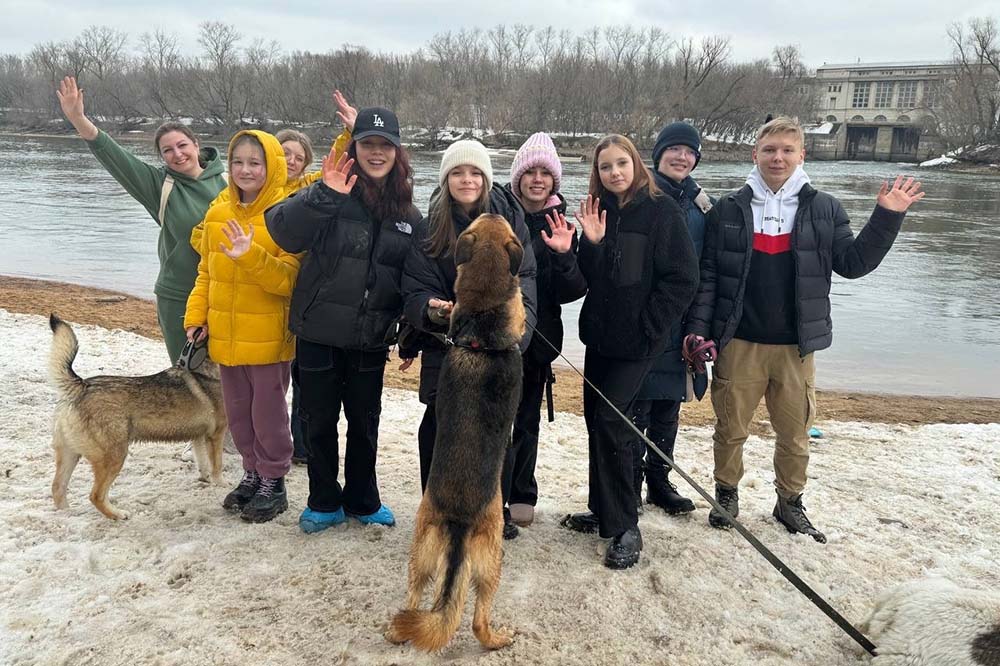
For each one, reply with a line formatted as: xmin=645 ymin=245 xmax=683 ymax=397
xmin=87 ymin=130 xmax=226 ymax=362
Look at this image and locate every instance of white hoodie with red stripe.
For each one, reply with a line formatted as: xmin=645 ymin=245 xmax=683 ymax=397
xmin=736 ymin=164 xmax=812 ymax=345
xmin=746 ymin=164 xmax=811 ymax=254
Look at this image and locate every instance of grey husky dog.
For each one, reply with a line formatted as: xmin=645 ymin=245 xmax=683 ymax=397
xmin=48 ymin=314 xmax=227 ymax=519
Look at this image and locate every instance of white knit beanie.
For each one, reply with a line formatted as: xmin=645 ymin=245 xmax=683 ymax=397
xmin=439 ymin=140 xmax=493 ymax=191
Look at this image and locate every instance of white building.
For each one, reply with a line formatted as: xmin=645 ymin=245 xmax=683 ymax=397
xmin=808 ymin=61 xmax=953 ymax=161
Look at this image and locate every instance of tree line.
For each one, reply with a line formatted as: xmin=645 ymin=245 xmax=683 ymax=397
xmin=0 ymin=19 xmax=996 ymax=150
xmin=0 ymin=22 xmax=814 ymax=148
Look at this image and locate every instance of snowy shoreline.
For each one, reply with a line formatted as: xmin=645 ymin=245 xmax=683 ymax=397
xmin=1 ymin=310 xmax=998 ymax=665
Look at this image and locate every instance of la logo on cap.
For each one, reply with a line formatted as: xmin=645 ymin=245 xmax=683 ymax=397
xmin=373 ymin=114 xmax=385 ymax=128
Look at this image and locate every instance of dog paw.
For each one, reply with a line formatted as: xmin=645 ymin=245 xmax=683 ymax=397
xmin=479 ymin=627 xmax=514 ymax=650
xmin=384 ymin=627 xmax=407 ymax=645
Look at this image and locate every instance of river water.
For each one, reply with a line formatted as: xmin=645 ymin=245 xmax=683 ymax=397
xmin=2 ymin=134 xmax=998 ymax=398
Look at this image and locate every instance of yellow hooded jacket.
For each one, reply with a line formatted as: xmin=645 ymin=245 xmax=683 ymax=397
xmin=183 ymin=130 xmax=299 ymax=367
xmin=189 ymin=130 xmax=351 ymax=252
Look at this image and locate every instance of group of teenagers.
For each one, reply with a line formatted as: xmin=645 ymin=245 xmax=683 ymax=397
xmin=56 ymin=74 xmax=924 ymax=570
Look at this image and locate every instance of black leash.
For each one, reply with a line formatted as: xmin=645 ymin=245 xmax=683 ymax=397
xmin=528 ymin=327 xmax=878 ymax=657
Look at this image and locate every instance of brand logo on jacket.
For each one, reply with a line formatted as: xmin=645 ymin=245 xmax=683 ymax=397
xmin=395 ymin=220 xmax=412 ymax=234
xmin=373 ymin=114 xmax=385 ymax=127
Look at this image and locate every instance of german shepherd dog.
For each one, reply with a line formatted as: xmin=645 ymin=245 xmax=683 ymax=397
xmin=48 ymin=314 xmax=228 ymax=520
xmin=387 ymin=214 xmax=526 ymax=651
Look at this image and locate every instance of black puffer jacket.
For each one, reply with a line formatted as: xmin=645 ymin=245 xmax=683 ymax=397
xmin=578 ymin=190 xmax=699 ymax=360
xmin=686 ymin=183 xmax=905 ymax=356
xmin=502 ymin=186 xmax=587 ymax=367
xmin=402 ymin=184 xmax=538 ymax=403
xmin=265 ymin=180 xmax=421 ymax=350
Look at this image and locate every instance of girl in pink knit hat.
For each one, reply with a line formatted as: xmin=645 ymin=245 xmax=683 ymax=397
xmin=500 ymin=133 xmax=587 ymax=539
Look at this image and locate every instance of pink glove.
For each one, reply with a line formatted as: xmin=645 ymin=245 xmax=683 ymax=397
xmin=682 ymin=334 xmax=717 ymax=374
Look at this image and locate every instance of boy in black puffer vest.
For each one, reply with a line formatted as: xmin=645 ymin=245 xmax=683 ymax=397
xmin=500 ymin=133 xmax=588 ymax=539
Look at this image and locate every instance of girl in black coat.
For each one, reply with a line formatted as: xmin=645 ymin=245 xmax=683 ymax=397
xmin=401 ymin=140 xmax=538 ymax=492
xmin=560 ymin=135 xmax=699 ymax=570
xmin=266 ymin=108 xmax=421 ymax=532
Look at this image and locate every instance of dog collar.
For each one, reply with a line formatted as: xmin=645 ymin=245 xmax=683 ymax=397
xmin=445 ymin=335 xmax=517 ymax=353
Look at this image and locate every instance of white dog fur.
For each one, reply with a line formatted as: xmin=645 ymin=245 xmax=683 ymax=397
xmin=860 ymin=577 xmax=1000 ymax=665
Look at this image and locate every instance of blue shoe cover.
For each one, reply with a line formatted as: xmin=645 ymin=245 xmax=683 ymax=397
xmin=348 ymin=504 xmax=396 ymax=526
xmin=299 ymin=507 xmax=346 ymax=533
xmin=808 ymin=426 xmax=823 ymax=439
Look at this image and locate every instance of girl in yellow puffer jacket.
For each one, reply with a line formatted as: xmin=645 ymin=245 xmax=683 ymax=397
xmin=183 ymin=129 xmax=300 ymax=523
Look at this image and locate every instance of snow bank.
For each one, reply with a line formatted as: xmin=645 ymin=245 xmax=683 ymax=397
xmin=919 ymin=155 xmax=958 ymax=167
xmin=1 ymin=310 xmax=998 ymax=665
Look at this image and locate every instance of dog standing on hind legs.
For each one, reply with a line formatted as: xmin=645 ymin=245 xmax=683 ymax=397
xmin=48 ymin=314 xmax=228 ymax=520
xmin=387 ymin=214 xmax=526 ymax=651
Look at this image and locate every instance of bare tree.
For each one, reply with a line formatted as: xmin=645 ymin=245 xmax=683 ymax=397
xmin=944 ymin=16 xmax=1000 ymax=145
xmin=194 ymin=21 xmax=243 ymax=127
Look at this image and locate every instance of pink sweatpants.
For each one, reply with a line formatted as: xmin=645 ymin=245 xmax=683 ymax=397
xmin=219 ymin=362 xmax=293 ymax=479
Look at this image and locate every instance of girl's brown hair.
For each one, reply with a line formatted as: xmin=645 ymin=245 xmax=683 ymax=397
xmin=275 ymin=129 xmax=314 ymax=168
xmin=347 ymin=139 xmax=414 ymax=222
xmin=588 ymin=134 xmax=660 ymax=204
xmin=426 ymin=176 xmax=491 ymax=258
xmin=153 ymin=121 xmax=199 ymax=155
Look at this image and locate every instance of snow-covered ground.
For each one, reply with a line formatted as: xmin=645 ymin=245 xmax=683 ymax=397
xmin=1 ymin=309 xmax=998 ymax=666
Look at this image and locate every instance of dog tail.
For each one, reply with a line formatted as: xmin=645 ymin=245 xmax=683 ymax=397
xmin=49 ymin=314 xmax=84 ymax=400
xmin=390 ymin=521 xmax=471 ymax=651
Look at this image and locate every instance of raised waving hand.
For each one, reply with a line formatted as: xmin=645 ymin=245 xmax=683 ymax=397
xmin=321 ymin=149 xmax=357 ymax=194
xmin=333 ymin=90 xmax=358 ymax=132
xmin=573 ymin=195 xmax=607 ymax=244
xmin=221 ymin=220 xmax=253 ymax=259
xmin=877 ymin=176 xmax=925 ymax=213
xmin=55 ymin=76 xmax=98 ymax=141
xmin=542 ymin=211 xmax=576 ymax=254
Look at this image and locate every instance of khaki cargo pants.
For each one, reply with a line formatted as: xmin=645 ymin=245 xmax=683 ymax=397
xmin=710 ymin=338 xmax=816 ymax=498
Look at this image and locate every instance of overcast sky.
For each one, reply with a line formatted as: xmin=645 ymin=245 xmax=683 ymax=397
xmin=3 ymin=1 xmax=996 ymax=68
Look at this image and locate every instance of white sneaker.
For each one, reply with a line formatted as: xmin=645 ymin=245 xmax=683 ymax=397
xmin=180 ymin=443 xmax=194 ymax=462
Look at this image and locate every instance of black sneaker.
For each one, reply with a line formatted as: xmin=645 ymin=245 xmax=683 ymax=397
xmin=604 ymin=527 xmax=643 ymax=570
xmin=708 ymin=484 xmax=739 ymax=529
xmin=503 ymin=519 xmax=519 ymax=540
xmin=222 ymin=470 xmax=260 ymax=513
xmin=241 ymin=476 xmax=288 ymax=523
xmin=560 ymin=511 xmax=600 ymax=534
xmin=773 ymin=493 xmax=827 ymax=543
xmin=647 ymin=472 xmax=696 ymax=515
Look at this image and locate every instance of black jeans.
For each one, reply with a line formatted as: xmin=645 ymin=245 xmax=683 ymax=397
xmin=290 ymin=376 xmax=307 ymax=459
xmin=583 ymin=348 xmax=653 ymax=538
xmin=501 ymin=360 xmax=547 ymax=508
xmin=296 ymin=339 xmax=387 ymax=515
xmin=631 ymin=398 xmax=681 ymax=472
xmin=417 ymin=403 xmax=437 ymax=492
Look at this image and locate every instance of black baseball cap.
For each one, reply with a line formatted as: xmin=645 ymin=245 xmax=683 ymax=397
xmin=353 ymin=107 xmax=401 ymax=147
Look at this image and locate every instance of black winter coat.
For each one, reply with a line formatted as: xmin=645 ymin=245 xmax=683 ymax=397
xmin=577 ymin=190 xmax=699 ymax=360
xmin=686 ymin=183 xmax=906 ymax=356
xmin=265 ymin=180 xmax=422 ymax=350
xmin=638 ymin=175 xmax=711 ymax=401
xmin=501 ymin=186 xmax=587 ymax=367
xmin=401 ymin=184 xmax=538 ymax=404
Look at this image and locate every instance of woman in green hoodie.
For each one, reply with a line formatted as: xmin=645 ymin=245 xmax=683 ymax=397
xmin=57 ymin=75 xmax=227 ymax=364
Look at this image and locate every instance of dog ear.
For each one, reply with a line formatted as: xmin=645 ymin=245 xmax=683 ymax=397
xmin=455 ymin=232 xmax=476 ymax=267
xmin=505 ymin=239 xmax=523 ymax=276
